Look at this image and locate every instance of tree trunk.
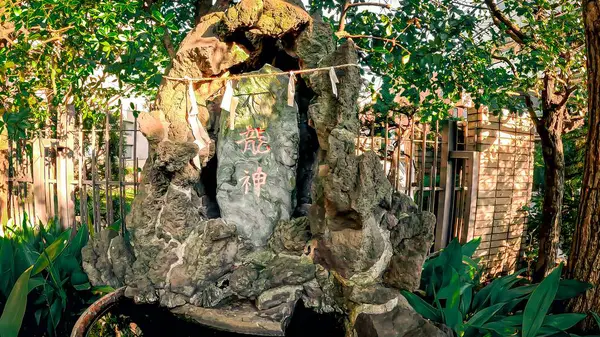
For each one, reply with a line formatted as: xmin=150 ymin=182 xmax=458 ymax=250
xmin=566 ymin=1 xmax=600 ymax=328
xmin=533 ymin=123 xmax=565 ymax=282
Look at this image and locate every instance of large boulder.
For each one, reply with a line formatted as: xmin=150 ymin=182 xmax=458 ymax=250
xmin=354 ymin=306 xmax=453 ymax=337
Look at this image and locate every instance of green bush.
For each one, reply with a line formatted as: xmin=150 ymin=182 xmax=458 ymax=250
xmin=0 ymin=215 xmax=106 ymax=337
xmin=402 ymin=238 xmax=595 ymax=337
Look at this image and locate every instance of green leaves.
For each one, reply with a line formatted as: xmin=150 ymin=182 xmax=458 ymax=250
xmin=542 ymin=313 xmax=587 ymax=331
xmin=1 ymin=0 xmax=179 ymax=139
xmin=0 ymin=228 xmax=70 ymax=337
xmin=556 ymin=279 xmax=593 ymax=301
xmin=401 ymin=290 xmax=442 ymax=321
xmin=522 ymin=264 xmax=563 ymax=337
xmin=0 ymin=222 xmax=97 ymax=337
xmin=0 ymin=267 xmax=33 ymax=337
xmin=404 ymin=240 xmax=593 ymax=337
xmin=465 ymin=302 xmax=505 ymax=329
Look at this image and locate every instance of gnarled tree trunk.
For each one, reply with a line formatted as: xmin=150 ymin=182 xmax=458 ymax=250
xmin=533 ymin=114 xmax=565 ymax=282
xmin=567 ymin=0 xmax=600 ymax=330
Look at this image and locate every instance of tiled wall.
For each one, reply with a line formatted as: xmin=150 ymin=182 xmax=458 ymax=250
xmin=467 ymin=107 xmax=535 ymax=275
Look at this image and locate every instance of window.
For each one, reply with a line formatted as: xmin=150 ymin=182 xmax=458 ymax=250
xmin=124 ymin=145 xmax=134 ymax=159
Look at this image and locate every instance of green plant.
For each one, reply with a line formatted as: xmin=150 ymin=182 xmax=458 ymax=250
xmin=0 ymin=215 xmax=102 ymax=337
xmin=402 ymin=238 xmax=594 ymax=337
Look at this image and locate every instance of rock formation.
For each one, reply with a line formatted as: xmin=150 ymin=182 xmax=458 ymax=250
xmin=81 ymin=1 xmax=448 ymax=336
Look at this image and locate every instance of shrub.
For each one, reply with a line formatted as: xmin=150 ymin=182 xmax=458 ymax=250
xmin=0 ymin=215 xmax=105 ymax=337
xmin=402 ymin=238 xmax=594 ymax=337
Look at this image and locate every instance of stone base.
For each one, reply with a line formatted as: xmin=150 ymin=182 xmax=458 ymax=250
xmin=171 ymin=302 xmax=286 ymax=336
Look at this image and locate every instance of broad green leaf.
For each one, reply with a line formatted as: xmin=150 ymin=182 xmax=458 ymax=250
xmin=0 ymin=237 xmax=14 ymax=298
xmin=522 ymin=264 xmax=563 ymax=337
xmin=542 ymin=313 xmax=586 ymax=331
xmin=481 ymin=320 xmax=519 ymax=336
xmin=0 ymin=267 xmax=32 ymax=337
xmin=460 ymin=285 xmax=473 ymax=316
xmin=555 ymin=279 xmax=593 ymax=301
xmin=73 ymin=282 xmax=92 ymax=291
xmin=462 ymin=237 xmax=481 ymax=258
xmin=31 ymin=229 xmax=70 ymax=276
xmin=27 ymin=277 xmax=46 ymax=292
xmin=465 ymin=302 xmax=505 ymax=328
xmin=472 ymin=269 xmax=526 ymax=311
xmin=402 ymin=54 xmax=410 ymax=64
xmin=401 ymin=290 xmax=442 ymax=322
xmin=498 ymin=284 xmax=537 ymax=303
xmin=67 ymin=224 xmax=89 ymax=258
xmin=437 ymin=268 xmax=460 ymax=300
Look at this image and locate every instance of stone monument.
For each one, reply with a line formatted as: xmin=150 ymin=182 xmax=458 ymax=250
xmin=82 ymin=1 xmax=449 ymax=336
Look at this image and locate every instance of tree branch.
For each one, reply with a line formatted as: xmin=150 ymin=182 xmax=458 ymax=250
xmin=162 ymin=28 xmax=176 ymax=59
xmin=347 ymin=2 xmax=391 ymax=9
xmin=484 ymin=0 xmax=528 ymax=46
xmin=336 ymin=32 xmax=410 ymax=53
xmin=522 ymin=92 xmax=541 ymax=126
xmin=557 ymin=86 xmax=577 ymax=109
xmin=338 ymin=1 xmax=392 ymax=33
xmin=563 ymin=115 xmax=585 ymax=133
xmin=492 ymin=54 xmax=519 ymax=78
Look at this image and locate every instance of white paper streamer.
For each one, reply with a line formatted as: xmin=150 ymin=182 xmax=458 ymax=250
xmin=220 ymin=80 xmax=234 ymax=111
xmin=329 ymin=67 xmax=339 ymax=97
xmin=185 ymin=77 xmax=211 ymax=167
xmin=287 ymin=71 xmax=296 ymax=107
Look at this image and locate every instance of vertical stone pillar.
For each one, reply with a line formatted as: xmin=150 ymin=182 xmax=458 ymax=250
xmin=467 ymin=108 xmax=535 ymax=275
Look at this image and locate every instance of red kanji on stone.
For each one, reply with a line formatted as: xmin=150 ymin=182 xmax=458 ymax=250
xmin=252 ymin=167 xmax=267 ymax=197
xmin=236 ymin=125 xmax=271 ymax=155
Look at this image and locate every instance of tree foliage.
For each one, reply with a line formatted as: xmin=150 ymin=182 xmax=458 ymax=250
xmin=0 ymin=0 xmax=197 ymax=139
xmin=310 ymin=0 xmax=586 ymax=121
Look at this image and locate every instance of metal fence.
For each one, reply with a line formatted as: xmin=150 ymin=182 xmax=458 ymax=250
xmin=358 ymin=110 xmax=479 ymax=250
xmin=6 ymin=109 xmax=145 ymax=234
xmin=6 ymin=107 xmax=479 ymax=251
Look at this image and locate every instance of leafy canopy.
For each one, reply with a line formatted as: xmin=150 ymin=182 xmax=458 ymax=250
xmin=0 ymin=0 xmax=196 ymax=139
xmin=310 ymin=0 xmax=586 ymax=122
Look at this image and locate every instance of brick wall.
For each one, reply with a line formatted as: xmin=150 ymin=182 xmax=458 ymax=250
xmin=467 ymin=107 xmax=535 ymax=275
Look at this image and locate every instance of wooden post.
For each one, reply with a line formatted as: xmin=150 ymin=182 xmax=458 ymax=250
xmin=384 ymin=117 xmax=389 ymax=175
xmin=435 ymin=120 xmax=457 ymax=251
xmin=32 ymin=137 xmax=48 ymax=224
xmin=430 ymin=120 xmax=439 ymax=212
xmin=56 ymin=107 xmax=75 ymax=229
xmin=91 ymin=126 xmax=100 ymax=232
xmin=407 ymin=121 xmax=415 ymax=197
xmin=448 ymin=151 xmax=479 ymax=243
xmin=419 ymin=124 xmax=428 ymax=210
xmin=118 ymin=108 xmax=126 ymax=235
xmin=133 ymin=117 xmax=139 ymax=195
xmin=78 ymin=114 xmax=88 ymax=229
xmin=105 ymin=112 xmax=114 ymax=226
